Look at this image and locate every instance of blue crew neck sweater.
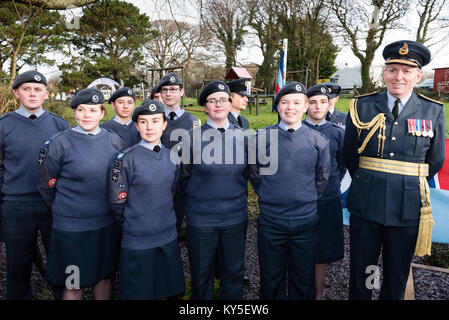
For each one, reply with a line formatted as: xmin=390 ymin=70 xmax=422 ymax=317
xmin=110 ymin=145 xmax=178 ymax=250
xmin=178 ymin=123 xmax=249 ymax=227
xmin=37 ymin=128 xmax=123 ymax=232
xmin=253 ymin=124 xmax=331 ymax=219
xmin=161 ymin=111 xmax=199 ymax=150
xmin=0 ymin=111 xmax=68 ymax=201
xmin=101 ymin=119 xmax=139 ymax=149
xmin=303 ymin=120 xmax=346 ymax=200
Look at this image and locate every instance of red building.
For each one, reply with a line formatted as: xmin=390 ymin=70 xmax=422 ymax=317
xmin=434 ymin=67 xmax=449 ymax=93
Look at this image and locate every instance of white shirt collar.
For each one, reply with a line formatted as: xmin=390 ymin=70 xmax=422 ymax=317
xmin=72 ymin=125 xmax=101 ymax=135
xmin=139 ymin=140 xmax=162 ymax=151
xmin=305 ymin=118 xmax=327 ymax=126
xmin=112 ymin=116 xmax=133 ymax=126
xmin=206 ymin=119 xmax=230 ymax=130
xmin=164 ymin=107 xmax=185 ymax=120
xmin=387 ymin=91 xmax=413 ymax=114
xmin=279 ymin=120 xmax=302 ymax=132
xmin=15 ymin=105 xmax=45 ymax=118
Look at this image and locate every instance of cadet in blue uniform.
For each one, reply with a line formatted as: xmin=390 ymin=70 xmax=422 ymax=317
xmin=0 ymin=70 xmax=69 ymax=299
xmin=101 ymin=87 xmax=139 ymax=149
xmin=323 ymin=82 xmax=347 ymax=127
xmin=109 ymin=100 xmax=185 ymax=300
xmin=250 ymin=82 xmax=331 ymax=300
xmin=157 ymin=73 xmax=201 ymax=234
xmin=343 ymin=40 xmax=445 ymax=300
xmin=37 ymin=88 xmax=123 ymax=300
xmin=303 ymin=84 xmax=346 ymax=300
xmin=178 ymin=81 xmax=249 ymax=300
xmin=227 ymin=78 xmax=250 ymax=129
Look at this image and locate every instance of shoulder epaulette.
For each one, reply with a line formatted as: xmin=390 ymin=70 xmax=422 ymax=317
xmin=0 ymin=112 xmax=10 ymax=120
xmin=354 ymin=91 xmax=379 ymax=99
xmin=416 ymin=93 xmax=444 ymax=106
xmin=44 ymin=131 xmax=65 ymax=147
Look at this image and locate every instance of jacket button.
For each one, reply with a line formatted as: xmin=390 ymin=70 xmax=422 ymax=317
xmin=392 ymin=137 xmax=396 ymax=141
xmin=390 ymin=153 xmax=394 ymax=157
xmin=394 ymin=122 xmax=399 ymax=126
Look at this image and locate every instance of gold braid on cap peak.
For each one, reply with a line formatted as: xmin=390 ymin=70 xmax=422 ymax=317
xmin=349 ymin=98 xmax=387 ymax=157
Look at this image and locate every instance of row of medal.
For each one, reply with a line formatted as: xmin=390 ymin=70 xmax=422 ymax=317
xmin=407 ymin=119 xmax=434 ymax=138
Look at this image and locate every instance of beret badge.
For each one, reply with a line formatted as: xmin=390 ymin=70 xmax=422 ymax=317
xmin=295 ymin=84 xmax=302 ymax=92
xmin=399 ymin=43 xmax=409 ymax=55
xmin=92 ymin=95 xmax=99 ymax=103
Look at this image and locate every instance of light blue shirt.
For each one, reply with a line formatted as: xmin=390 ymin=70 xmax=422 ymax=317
xmin=387 ymin=91 xmax=412 ymax=116
xmin=305 ymin=118 xmax=327 ymax=127
xmin=138 ymin=139 xmax=162 ymax=151
xmin=15 ymin=105 xmax=45 ymax=118
xmin=164 ymin=107 xmax=185 ymax=120
xmin=72 ymin=125 xmax=101 ymax=135
xmin=206 ymin=119 xmax=230 ymax=131
xmin=279 ymin=120 xmax=302 ymax=132
xmin=112 ymin=116 xmax=132 ymax=126
xmin=230 ymin=110 xmax=240 ymax=119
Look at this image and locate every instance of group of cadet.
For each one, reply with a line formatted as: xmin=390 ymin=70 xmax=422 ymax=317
xmin=0 ymin=39 xmax=445 ymax=301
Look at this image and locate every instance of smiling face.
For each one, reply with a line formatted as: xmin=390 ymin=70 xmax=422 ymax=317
xmin=74 ymin=104 xmax=105 ymax=133
xmin=307 ymin=94 xmax=329 ymax=123
xmin=383 ymin=64 xmax=422 ymax=99
xmin=135 ymin=113 xmax=167 ymax=145
xmin=13 ymin=83 xmax=49 ymax=112
xmin=277 ymin=93 xmax=308 ymax=127
xmin=111 ymin=96 xmax=135 ymax=122
xmin=204 ymin=91 xmax=231 ymax=127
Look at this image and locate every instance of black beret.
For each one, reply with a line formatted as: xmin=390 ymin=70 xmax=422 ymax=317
xmin=70 ymin=88 xmax=105 ymax=109
xmin=227 ymin=78 xmax=251 ymax=96
xmin=273 ymin=82 xmax=306 ymax=108
xmin=150 ymin=83 xmax=160 ymax=99
xmin=12 ymin=70 xmax=47 ymax=89
xmin=132 ymin=100 xmax=165 ymax=122
xmin=307 ymin=84 xmax=331 ymax=98
xmin=198 ymin=80 xmax=230 ymax=106
xmin=383 ymin=40 xmax=431 ymax=68
xmin=156 ymin=73 xmax=183 ymax=92
xmin=108 ymin=87 xmax=135 ymax=104
xmin=322 ymin=82 xmax=341 ymax=99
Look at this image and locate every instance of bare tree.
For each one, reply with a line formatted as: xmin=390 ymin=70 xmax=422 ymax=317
xmin=329 ymin=0 xmax=411 ymax=92
xmin=1 ymin=0 xmax=97 ymax=9
xmin=200 ymin=0 xmax=250 ymax=69
xmin=415 ymin=0 xmax=448 ymax=45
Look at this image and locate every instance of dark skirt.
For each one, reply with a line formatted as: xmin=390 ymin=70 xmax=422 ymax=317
xmin=118 ymin=238 xmax=185 ymax=300
xmin=314 ymin=197 xmax=345 ymax=263
xmin=46 ymin=223 xmax=120 ymax=288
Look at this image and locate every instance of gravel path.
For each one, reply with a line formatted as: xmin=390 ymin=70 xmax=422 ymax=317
xmin=1 ymin=222 xmax=448 ymax=300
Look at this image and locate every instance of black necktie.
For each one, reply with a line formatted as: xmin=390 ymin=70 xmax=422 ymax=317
xmin=287 ymin=128 xmax=294 ymax=133
xmin=29 ymin=114 xmax=37 ymax=119
xmin=169 ymin=112 xmax=176 ymax=121
xmin=392 ymin=99 xmax=400 ymax=119
xmin=217 ymin=128 xmax=225 ymax=133
xmin=237 ymin=115 xmax=243 ymax=127
xmin=153 ymin=145 xmax=161 ymax=153
xmin=326 ymin=112 xmax=331 ymax=121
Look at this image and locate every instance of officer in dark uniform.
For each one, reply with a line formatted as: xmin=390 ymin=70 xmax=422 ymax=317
xmin=227 ymin=78 xmax=250 ymax=129
xmin=322 ymin=82 xmax=347 ymax=126
xmin=343 ymin=40 xmax=445 ymax=300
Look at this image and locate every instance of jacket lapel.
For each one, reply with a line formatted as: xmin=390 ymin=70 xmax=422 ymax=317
xmin=397 ymin=92 xmax=421 ymax=121
xmin=375 ymin=91 xmax=394 ymax=121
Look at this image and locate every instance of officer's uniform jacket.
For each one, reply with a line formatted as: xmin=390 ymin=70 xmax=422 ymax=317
xmin=343 ymin=90 xmax=445 ymax=227
xmin=228 ymin=112 xmax=249 ymax=130
xmin=329 ymin=109 xmax=347 ymax=127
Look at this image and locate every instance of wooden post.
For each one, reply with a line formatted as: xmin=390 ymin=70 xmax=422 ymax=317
xmin=404 ymin=266 xmax=415 ymax=300
xmin=248 ymin=97 xmax=253 ymax=115
xmin=256 ymin=95 xmax=260 ymax=115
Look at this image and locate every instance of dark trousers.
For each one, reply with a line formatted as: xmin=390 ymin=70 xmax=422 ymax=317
xmin=1 ymin=200 xmax=61 ymax=300
xmin=173 ymin=193 xmax=185 ymax=234
xmin=349 ymin=214 xmax=419 ymax=300
xmin=257 ymin=213 xmax=318 ymax=300
xmin=186 ymin=220 xmax=247 ymax=300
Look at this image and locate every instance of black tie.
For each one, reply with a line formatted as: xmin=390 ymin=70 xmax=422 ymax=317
xmin=287 ymin=128 xmax=294 ymax=133
xmin=153 ymin=145 xmax=161 ymax=153
xmin=217 ymin=128 xmax=225 ymax=133
xmin=237 ymin=115 xmax=243 ymax=127
xmin=29 ymin=114 xmax=37 ymax=119
xmin=392 ymin=99 xmax=400 ymax=119
xmin=325 ymin=112 xmax=331 ymax=121
xmin=169 ymin=112 xmax=176 ymax=121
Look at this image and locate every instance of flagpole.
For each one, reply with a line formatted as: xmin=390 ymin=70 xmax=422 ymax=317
xmin=282 ymin=38 xmax=287 ymax=87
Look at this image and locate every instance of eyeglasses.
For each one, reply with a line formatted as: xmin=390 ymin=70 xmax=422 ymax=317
xmin=206 ymin=98 xmax=230 ymax=105
xmin=161 ymin=88 xmax=180 ymax=94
